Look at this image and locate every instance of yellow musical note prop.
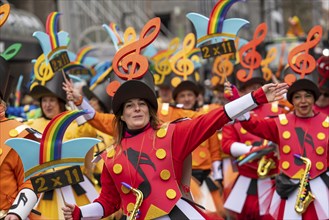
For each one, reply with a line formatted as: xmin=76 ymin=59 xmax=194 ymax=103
xmin=152 ymin=37 xmax=180 ymax=85
xmin=170 ymin=33 xmax=196 ymax=87
xmin=30 ymin=54 xmax=55 ymax=90
xmin=211 ymin=54 xmax=233 ymax=86
xmin=261 ymin=47 xmax=277 ymax=81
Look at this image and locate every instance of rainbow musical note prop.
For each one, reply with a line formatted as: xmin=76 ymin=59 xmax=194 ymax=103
xmin=187 ymin=0 xmax=248 ymax=48
xmin=285 ymin=25 xmax=323 ymax=84
xmin=5 ymin=110 xmax=101 ymax=180
xmin=237 ymin=23 xmax=267 ymax=82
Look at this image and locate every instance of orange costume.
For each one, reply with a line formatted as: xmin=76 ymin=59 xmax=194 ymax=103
xmin=0 ymin=118 xmax=38 ymax=219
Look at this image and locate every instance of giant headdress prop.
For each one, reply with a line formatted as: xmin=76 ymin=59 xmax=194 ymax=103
xmin=5 ymin=110 xmax=100 ymax=181
xmin=30 ymin=12 xmax=71 ymax=102
xmin=106 ymin=17 xmax=161 ymax=114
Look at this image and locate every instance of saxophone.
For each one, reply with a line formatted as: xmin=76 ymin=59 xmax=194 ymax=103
xmin=293 ymin=154 xmax=315 ymax=214
xmin=122 ymin=182 xmax=144 ymax=220
xmin=257 ymin=156 xmax=275 ymax=177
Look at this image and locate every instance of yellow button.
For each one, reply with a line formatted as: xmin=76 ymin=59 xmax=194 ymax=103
xmin=160 ymin=169 xmax=171 ymax=181
xmin=0 ymin=148 xmax=2 ymax=156
xmin=245 ymin=141 xmax=251 ymax=146
xmin=107 ymin=149 xmax=115 ymax=158
xmin=127 ymin=203 xmax=135 ymax=212
xmin=282 ymin=131 xmax=291 ymax=139
xmin=113 ymin=164 xmax=122 ymax=174
xmin=9 ymin=129 xmax=18 ymax=137
xmin=282 ymin=161 xmax=290 ymax=169
xmin=317 ymin=132 xmax=325 ymax=140
xmin=316 ymin=146 xmax=324 ymax=155
xmin=282 ymin=145 xmax=291 ymax=154
xmin=271 ymin=105 xmax=278 ymax=113
xmin=199 ymin=151 xmax=206 ymax=158
xmin=156 ymin=149 xmax=166 ymax=159
xmin=280 ymin=119 xmax=288 ymax=125
xmin=157 ymin=128 xmax=167 ymax=138
xmin=121 ymin=185 xmax=130 ymax=194
xmin=240 ymin=127 xmax=247 ymax=134
xmin=323 ymin=117 xmax=329 ymax=128
xmin=316 ymin=162 xmax=324 ymax=170
xmin=161 ymin=109 xmax=169 ymax=116
xmin=166 ymin=189 xmax=176 ymax=199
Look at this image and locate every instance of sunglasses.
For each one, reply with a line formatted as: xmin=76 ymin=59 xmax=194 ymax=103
xmin=320 ymin=92 xmax=329 ymax=98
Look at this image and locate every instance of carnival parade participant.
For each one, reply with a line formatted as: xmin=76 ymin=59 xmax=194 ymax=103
xmin=61 ymin=17 xmax=288 ymax=220
xmin=25 ymin=67 xmax=99 ymax=219
xmin=0 ymin=44 xmax=39 ymax=220
xmin=236 ymin=78 xmax=328 ymax=220
xmin=222 ymin=77 xmax=281 ymax=220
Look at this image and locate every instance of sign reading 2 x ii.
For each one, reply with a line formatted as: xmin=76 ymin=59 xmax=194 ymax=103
xmin=201 ymin=40 xmax=236 ymax=59
xmin=30 ymin=166 xmax=83 ymax=193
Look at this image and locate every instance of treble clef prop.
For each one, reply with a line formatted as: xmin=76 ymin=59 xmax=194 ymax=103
xmin=284 ymin=25 xmax=322 ymax=84
xmin=151 ymin=37 xmax=180 ymax=86
xmin=112 ymin=17 xmax=160 ymax=80
xmin=211 ymin=54 xmax=234 ymax=86
xmin=237 ymin=23 xmax=267 ymax=82
xmin=108 ymin=17 xmax=161 ymax=114
xmin=169 ymin=33 xmax=196 ymax=85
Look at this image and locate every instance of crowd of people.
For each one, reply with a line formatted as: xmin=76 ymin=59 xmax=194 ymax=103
xmin=1 ymin=1 xmax=329 ymax=220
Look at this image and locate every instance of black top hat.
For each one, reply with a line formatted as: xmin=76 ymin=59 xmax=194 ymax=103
xmin=287 ymin=78 xmax=320 ymax=104
xmin=110 ymin=68 xmax=157 ymax=115
xmin=108 ymin=17 xmax=161 ymax=115
xmin=29 ymin=55 xmax=67 ymax=102
xmin=83 ymin=61 xmax=113 ymax=113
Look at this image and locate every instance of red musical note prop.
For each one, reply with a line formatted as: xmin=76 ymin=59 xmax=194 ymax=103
xmin=237 ymin=23 xmax=267 ymax=82
xmin=112 ymin=17 xmax=161 ymax=80
xmin=317 ymin=55 xmax=329 ymax=87
xmin=287 ymin=25 xmax=322 ymax=82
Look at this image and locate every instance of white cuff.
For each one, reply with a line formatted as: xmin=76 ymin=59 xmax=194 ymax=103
xmin=230 ymin=142 xmax=253 ymax=157
xmin=68 ymin=101 xmax=87 ymax=125
xmin=77 ymin=99 xmax=96 ymax=121
xmin=237 ymin=112 xmax=250 ymax=121
xmin=212 ymin=161 xmax=223 ymax=180
xmin=7 ymin=188 xmax=38 ymax=220
xmin=80 ymin=202 xmax=104 ymax=219
xmin=224 ymin=93 xmax=257 ymax=120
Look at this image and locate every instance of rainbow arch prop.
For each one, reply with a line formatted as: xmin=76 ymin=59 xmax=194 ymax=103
xmin=5 ymin=110 xmax=101 ymax=181
xmin=186 ymin=0 xmax=249 ymax=48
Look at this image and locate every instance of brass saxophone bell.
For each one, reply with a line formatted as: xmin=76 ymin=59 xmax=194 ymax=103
xmin=257 ymin=156 xmax=275 ymax=177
